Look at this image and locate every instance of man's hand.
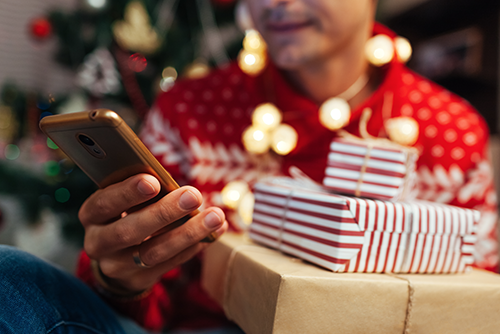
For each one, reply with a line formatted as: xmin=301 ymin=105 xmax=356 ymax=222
xmin=78 ymin=174 xmax=228 ymax=294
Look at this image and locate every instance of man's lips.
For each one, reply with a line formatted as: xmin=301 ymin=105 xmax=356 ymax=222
xmin=266 ymin=20 xmax=313 ymax=32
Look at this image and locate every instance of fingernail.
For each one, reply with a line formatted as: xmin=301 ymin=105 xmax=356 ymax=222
xmin=204 ymin=212 xmax=222 ymax=229
xmin=179 ymin=190 xmax=200 ymax=210
xmin=137 ymin=179 xmax=156 ymax=195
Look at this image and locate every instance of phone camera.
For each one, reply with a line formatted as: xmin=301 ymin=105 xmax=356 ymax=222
xmin=78 ymin=134 xmax=95 ymax=146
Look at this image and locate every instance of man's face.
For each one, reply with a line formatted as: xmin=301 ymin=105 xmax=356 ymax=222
xmin=245 ymin=0 xmax=376 ymax=69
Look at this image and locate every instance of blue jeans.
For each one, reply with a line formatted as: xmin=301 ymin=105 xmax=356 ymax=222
xmin=0 ymin=245 xmax=244 ymax=334
xmin=0 ymin=245 xmax=148 ymax=334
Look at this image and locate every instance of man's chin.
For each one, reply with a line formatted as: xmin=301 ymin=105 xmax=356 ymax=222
xmin=270 ymin=50 xmax=309 ymax=70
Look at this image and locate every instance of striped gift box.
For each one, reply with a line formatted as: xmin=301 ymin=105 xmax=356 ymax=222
xmin=323 ymin=137 xmax=418 ymax=201
xmin=248 ymin=178 xmax=479 ymax=274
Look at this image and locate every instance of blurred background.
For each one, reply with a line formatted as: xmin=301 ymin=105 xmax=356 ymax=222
xmin=0 ymin=0 xmax=499 ymax=272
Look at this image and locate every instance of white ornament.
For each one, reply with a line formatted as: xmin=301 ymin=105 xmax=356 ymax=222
xmin=76 ymin=48 xmax=121 ymax=96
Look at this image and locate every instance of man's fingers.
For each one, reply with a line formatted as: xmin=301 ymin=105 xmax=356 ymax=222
xmin=84 ymin=186 xmax=205 ymax=257
xmin=136 ymin=208 xmax=226 ymax=267
xmin=79 ymin=174 xmax=160 ymax=227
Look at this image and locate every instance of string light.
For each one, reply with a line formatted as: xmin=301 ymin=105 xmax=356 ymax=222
xmin=385 ymin=116 xmax=419 ymax=146
xmin=238 ymin=191 xmax=255 ymax=226
xmin=252 ymin=103 xmax=281 ymax=130
xmin=44 ymin=160 xmax=60 ymax=176
xmin=271 ymin=124 xmax=298 ymax=156
xmin=319 ymin=97 xmax=351 ymax=131
xmin=221 ymin=180 xmax=250 ymax=209
xmin=55 ymin=188 xmax=70 ymax=203
xmin=162 ymin=67 xmax=178 ymax=80
xmin=184 ymin=61 xmax=210 ymax=79
xmin=242 ymin=124 xmax=271 ymax=154
xmin=365 ymin=34 xmax=394 ymax=67
xmin=242 ymin=102 xmax=298 ymax=155
xmin=238 ymin=29 xmax=267 ymax=76
xmin=395 ymin=36 xmax=412 ymax=63
xmin=4 ymin=144 xmax=20 ymax=160
xmin=87 ymin=0 xmax=106 ymax=9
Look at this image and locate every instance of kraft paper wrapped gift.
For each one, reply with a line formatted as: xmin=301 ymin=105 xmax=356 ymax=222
xmin=201 ymin=232 xmax=500 ymax=334
xmin=323 ymin=136 xmax=418 ymax=201
xmin=249 ymin=178 xmax=479 ymax=274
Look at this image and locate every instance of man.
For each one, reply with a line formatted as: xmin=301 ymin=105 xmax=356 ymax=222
xmin=0 ymin=0 xmax=497 ymax=333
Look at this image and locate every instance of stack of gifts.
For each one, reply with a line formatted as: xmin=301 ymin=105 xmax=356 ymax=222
xmin=201 ymin=122 xmax=499 ymax=334
xmin=248 ymin=131 xmax=479 ymax=274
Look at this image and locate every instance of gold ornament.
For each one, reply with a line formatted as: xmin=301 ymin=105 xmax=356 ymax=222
xmin=365 ymin=34 xmax=394 ymax=66
xmin=183 ymin=61 xmax=211 ymax=79
xmin=252 ymin=103 xmax=281 ymax=130
xmin=238 ymin=29 xmax=267 ymax=76
xmin=0 ymin=105 xmax=17 ymax=143
xmin=159 ymin=66 xmax=178 ymax=92
xmin=221 ymin=180 xmax=251 ymax=209
xmin=395 ymin=36 xmax=412 ymax=63
xmin=271 ymin=124 xmax=298 ymax=156
xmin=385 ymin=116 xmax=419 ymax=146
xmin=113 ymin=1 xmax=161 ymax=54
xmin=318 ymin=97 xmax=351 ymax=131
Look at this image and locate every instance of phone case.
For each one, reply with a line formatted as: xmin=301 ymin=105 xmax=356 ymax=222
xmin=39 ymin=109 xmax=215 ymax=242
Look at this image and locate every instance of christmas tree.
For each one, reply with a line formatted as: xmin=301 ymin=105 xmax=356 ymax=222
xmin=0 ymin=0 xmax=244 ymax=245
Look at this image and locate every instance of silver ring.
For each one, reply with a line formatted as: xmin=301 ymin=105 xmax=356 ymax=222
xmin=132 ymin=250 xmax=151 ymax=268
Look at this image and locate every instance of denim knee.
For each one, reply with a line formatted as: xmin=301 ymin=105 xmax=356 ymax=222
xmin=0 ymin=245 xmax=128 ymax=333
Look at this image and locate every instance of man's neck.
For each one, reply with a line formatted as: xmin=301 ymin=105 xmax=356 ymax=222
xmin=283 ymin=52 xmax=374 ymax=107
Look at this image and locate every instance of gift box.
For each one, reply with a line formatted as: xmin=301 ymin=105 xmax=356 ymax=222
xmin=323 ymin=136 xmax=418 ymax=201
xmin=248 ymin=178 xmax=479 ymax=274
xmin=201 ymin=233 xmax=500 ymax=334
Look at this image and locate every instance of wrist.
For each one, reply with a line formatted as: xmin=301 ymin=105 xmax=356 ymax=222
xmin=90 ymin=259 xmax=151 ymax=301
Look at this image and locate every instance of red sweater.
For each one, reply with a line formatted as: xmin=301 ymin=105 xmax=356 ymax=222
xmin=77 ymin=24 xmax=498 ymax=332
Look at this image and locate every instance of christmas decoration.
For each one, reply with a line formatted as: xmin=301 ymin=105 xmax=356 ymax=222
xmin=112 ymin=1 xmax=162 ymax=55
xmin=76 ymin=48 xmax=121 ymax=96
xmin=385 ymin=116 xmax=419 ymax=146
xmin=29 ymin=17 xmax=52 ymax=40
xmin=1 ymin=0 xmax=242 ymax=246
xmin=183 ymin=61 xmax=211 ymax=79
xmin=250 ymin=177 xmax=478 ymax=273
xmin=365 ymin=34 xmax=395 ymax=66
xmin=221 ymin=179 xmax=254 ymax=229
xmin=128 ymin=53 xmax=148 ymax=73
xmin=395 ymin=36 xmax=412 ymax=63
xmin=318 ymin=97 xmax=351 ymax=131
xmin=238 ymin=29 xmax=267 ymax=76
xmin=0 ymin=106 xmax=17 ymax=144
xmin=85 ymin=0 xmax=107 ymax=10
xmin=242 ymin=103 xmax=298 ymax=156
xmin=365 ymin=34 xmax=413 ymax=66
xmin=221 ymin=180 xmax=250 ymax=209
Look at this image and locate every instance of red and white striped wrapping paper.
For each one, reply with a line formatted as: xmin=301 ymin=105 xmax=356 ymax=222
xmin=323 ymin=137 xmax=418 ymax=201
xmin=248 ymin=178 xmax=479 ymax=274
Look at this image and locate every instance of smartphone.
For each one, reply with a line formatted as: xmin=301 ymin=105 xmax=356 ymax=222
xmin=39 ymin=109 xmax=215 ymax=242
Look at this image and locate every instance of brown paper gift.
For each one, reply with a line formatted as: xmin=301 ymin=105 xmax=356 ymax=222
xmin=201 ymin=232 xmax=500 ymax=334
